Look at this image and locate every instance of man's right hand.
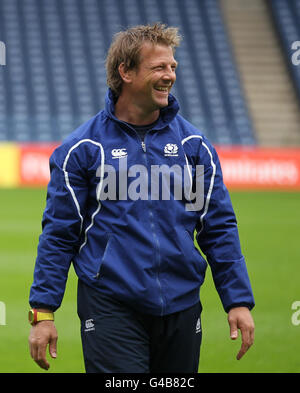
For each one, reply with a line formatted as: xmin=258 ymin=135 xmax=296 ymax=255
xmin=28 ymin=320 xmax=58 ymax=370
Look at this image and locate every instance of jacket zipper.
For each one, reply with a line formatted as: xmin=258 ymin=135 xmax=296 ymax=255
xmin=120 ymin=122 xmax=165 ymax=315
xmin=141 ymin=134 xmax=165 ymax=315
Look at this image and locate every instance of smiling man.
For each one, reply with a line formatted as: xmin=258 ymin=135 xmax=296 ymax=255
xmin=28 ymin=23 xmax=255 ymax=373
xmin=115 ymin=42 xmax=177 ymax=124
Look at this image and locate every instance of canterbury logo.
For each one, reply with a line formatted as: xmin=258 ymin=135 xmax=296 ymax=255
xmin=112 ymin=148 xmax=127 ymax=159
xmin=196 ymin=318 xmax=201 ymax=334
xmin=164 ymin=143 xmax=178 ymax=156
xmin=84 ymin=319 xmax=95 ymax=332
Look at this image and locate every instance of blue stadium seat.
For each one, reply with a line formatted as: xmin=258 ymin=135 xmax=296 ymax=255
xmin=0 ymin=0 xmax=256 ymax=145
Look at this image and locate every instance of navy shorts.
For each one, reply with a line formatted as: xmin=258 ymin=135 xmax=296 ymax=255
xmin=77 ymin=280 xmax=202 ymax=373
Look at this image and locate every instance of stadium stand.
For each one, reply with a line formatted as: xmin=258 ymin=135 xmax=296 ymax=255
xmin=269 ymin=0 xmax=300 ymax=102
xmin=0 ymin=0 xmax=256 ymax=145
xmin=220 ymin=0 xmax=300 ymax=147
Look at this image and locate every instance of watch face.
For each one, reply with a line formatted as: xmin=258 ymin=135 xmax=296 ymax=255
xmin=28 ymin=310 xmax=35 ymax=324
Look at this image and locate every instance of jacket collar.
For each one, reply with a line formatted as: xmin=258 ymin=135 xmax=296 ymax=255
xmin=104 ymin=88 xmax=179 ymax=130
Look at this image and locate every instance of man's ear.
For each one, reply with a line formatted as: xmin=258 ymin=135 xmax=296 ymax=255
xmin=118 ymin=62 xmax=134 ymax=84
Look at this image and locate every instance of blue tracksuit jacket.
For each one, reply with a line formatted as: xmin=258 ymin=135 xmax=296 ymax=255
xmin=29 ymin=89 xmax=255 ymax=315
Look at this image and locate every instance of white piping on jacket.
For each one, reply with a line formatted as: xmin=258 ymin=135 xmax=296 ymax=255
xmin=62 ymin=139 xmax=105 ymax=252
xmin=181 ymin=135 xmax=216 ymax=233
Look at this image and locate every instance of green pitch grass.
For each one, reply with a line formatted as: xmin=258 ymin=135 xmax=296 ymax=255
xmin=0 ymin=188 xmax=299 ymax=373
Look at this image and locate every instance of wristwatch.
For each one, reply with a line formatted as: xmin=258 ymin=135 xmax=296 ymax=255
xmin=28 ymin=308 xmax=54 ymax=325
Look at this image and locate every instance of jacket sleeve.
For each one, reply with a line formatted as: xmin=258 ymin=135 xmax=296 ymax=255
xmin=29 ymin=143 xmax=89 ymax=311
xmin=195 ymin=138 xmax=255 ymax=312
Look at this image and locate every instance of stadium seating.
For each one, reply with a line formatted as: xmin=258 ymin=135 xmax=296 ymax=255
xmin=0 ymin=0 xmax=256 ymax=145
xmin=269 ymin=0 xmax=300 ymax=103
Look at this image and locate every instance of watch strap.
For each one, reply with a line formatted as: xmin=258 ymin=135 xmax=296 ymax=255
xmin=29 ymin=309 xmax=54 ymax=325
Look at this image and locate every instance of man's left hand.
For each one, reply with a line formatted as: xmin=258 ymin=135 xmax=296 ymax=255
xmin=228 ymin=306 xmax=255 ymax=360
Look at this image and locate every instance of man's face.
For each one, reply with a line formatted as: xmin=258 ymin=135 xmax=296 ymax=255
xmin=128 ymin=43 xmax=178 ymax=113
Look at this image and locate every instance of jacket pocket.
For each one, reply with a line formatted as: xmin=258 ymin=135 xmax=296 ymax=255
xmin=94 ymin=233 xmax=113 ymax=279
xmin=182 ymin=230 xmax=207 ymax=275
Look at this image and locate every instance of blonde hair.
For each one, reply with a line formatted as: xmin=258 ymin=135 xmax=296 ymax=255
xmin=106 ymin=23 xmax=181 ymax=96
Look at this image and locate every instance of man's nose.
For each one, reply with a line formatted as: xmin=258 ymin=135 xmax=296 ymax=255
xmin=162 ymin=66 xmax=176 ymax=82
